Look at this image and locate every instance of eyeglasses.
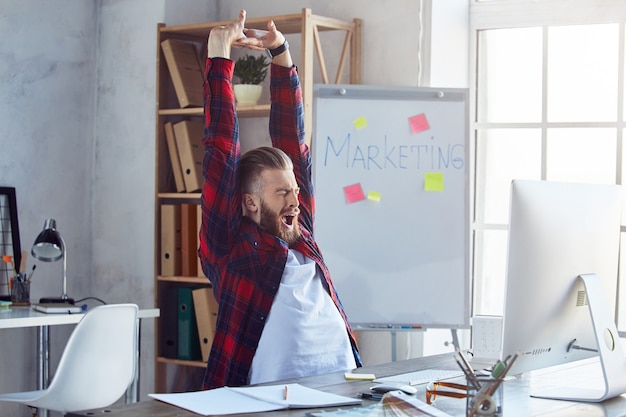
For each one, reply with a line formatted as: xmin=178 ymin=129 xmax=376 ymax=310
xmin=425 ymin=381 xmax=467 ymax=405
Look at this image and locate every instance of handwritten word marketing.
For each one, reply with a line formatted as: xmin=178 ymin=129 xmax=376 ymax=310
xmin=320 ymin=134 xmax=465 ymax=171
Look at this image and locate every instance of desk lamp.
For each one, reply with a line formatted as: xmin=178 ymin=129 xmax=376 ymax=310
xmin=31 ymin=219 xmax=74 ymax=304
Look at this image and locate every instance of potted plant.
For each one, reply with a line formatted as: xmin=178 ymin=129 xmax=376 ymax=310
xmin=233 ymin=54 xmax=269 ymax=106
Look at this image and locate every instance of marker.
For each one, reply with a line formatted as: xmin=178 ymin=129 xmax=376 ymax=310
xmin=283 ymin=385 xmax=288 ymax=401
xmin=490 ymin=361 xmax=506 ymax=378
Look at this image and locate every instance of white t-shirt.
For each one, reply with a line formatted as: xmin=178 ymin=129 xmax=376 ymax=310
xmin=249 ymin=249 xmax=356 ymax=384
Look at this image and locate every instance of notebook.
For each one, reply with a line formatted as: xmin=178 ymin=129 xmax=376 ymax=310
xmin=33 ymin=303 xmax=83 ymax=314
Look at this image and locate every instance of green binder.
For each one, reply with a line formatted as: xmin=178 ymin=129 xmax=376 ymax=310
xmin=177 ymin=287 xmax=201 ymax=360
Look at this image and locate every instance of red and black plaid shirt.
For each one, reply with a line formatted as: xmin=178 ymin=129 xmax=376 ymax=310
xmin=198 ymin=58 xmax=361 ymax=390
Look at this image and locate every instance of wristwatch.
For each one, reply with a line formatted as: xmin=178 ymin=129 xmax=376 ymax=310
xmin=266 ymin=40 xmax=289 ymax=59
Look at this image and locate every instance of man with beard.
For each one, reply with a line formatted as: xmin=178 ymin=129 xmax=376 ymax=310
xmin=198 ymin=10 xmax=362 ymax=390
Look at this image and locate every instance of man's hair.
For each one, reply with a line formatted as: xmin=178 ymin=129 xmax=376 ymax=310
xmin=239 ymin=146 xmax=294 ymax=195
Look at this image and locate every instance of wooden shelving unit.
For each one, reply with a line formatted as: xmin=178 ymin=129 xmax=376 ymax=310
xmin=154 ymin=8 xmax=361 ymax=393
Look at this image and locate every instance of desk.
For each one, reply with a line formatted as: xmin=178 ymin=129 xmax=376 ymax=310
xmin=0 ymin=306 xmax=159 ymax=417
xmin=67 ymin=352 xmax=626 ymax=417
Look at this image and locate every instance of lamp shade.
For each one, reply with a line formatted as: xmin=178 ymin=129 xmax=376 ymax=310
xmin=31 ymin=219 xmax=64 ymax=262
xmin=30 ymin=218 xmax=73 ymax=304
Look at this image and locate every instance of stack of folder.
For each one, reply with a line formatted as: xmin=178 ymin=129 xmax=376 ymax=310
xmin=164 ymin=120 xmax=204 ymax=194
xmin=160 ymin=286 xmax=218 ymax=362
xmin=160 ymin=203 xmax=205 ymax=278
xmin=192 ymin=287 xmax=218 ymax=362
xmin=161 ymin=39 xmax=204 ymax=109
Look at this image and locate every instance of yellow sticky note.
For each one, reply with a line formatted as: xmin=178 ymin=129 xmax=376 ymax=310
xmin=424 ymin=172 xmax=444 ymax=191
xmin=344 ymin=372 xmax=376 ymax=381
xmin=367 ymin=191 xmax=381 ymax=202
xmin=353 ymin=116 xmax=368 ymax=129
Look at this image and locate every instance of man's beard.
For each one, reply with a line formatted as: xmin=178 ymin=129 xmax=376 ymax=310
xmin=259 ymin=200 xmax=301 ymax=245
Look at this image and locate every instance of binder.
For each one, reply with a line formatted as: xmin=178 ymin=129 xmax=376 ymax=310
xmin=164 ymin=122 xmax=186 ymax=192
xmin=178 ymin=287 xmax=201 ymax=360
xmin=160 ymin=204 xmax=181 ymax=276
xmin=173 ymin=120 xmax=204 ymax=192
xmin=160 ymin=39 xmax=204 ymax=108
xmin=192 ymin=287 xmax=218 ymax=362
xmin=180 ymin=204 xmax=198 ymax=276
xmin=160 ymin=287 xmax=178 ymax=358
xmin=196 ymin=204 xmax=205 ymax=277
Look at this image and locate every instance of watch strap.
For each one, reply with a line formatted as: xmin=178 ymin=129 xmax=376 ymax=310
xmin=266 ymin=40 xmax=289 ymax=59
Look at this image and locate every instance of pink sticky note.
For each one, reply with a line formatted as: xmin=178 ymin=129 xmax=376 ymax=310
xmin=409 ymin=113 xmax=430 ymax=134
xmin=344 ymin=183 xmax=366 ymax=204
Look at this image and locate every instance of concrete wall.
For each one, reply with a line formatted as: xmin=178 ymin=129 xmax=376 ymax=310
xmin=0 ymin=1 xmax=468 ymax=415
xmin=0 ymin=2 xmax=96 ymax=416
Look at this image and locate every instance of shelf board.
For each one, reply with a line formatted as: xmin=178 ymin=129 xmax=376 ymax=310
xmin=157 ymin=276 xmax=209 ymax=284
xmin=159 ymin=104 xmax=270 ymax=118
xmin=159 ymin=108 xmax=202 ymax=116
xmin=157 ymin=356 xmax=206 ymax=368
xmin=157 ymin=192 xmax=201 ymax=201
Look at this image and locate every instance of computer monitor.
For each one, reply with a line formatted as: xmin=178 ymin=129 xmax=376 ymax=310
xmin=500 ymin=179 xmax=626 ymax=402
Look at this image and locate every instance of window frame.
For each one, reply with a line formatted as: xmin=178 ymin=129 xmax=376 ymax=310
xmin=469 ymin=0 xmax=626 ymax=328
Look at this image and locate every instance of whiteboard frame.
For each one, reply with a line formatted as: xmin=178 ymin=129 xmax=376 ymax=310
xmin=311 ymin=84 xmax=470 ymax=329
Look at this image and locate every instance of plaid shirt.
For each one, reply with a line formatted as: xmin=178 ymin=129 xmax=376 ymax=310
xmin=198 ymin=58 xmax=362 ymax=390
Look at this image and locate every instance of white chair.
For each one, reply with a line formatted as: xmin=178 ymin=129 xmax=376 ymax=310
xmin=0 ymin=303 xmax=138 ymax=414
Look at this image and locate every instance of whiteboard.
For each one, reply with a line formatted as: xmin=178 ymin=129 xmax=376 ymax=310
xmin=312 ymin=84 xmax=469 ymax=328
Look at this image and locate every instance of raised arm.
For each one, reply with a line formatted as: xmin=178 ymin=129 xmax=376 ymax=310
xmin=199 ymin=11 xmax=248 ymax=291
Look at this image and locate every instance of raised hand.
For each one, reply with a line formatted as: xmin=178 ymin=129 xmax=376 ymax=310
xmin=207 ymin=9 xmax=247 ymax=59
xmin=237 ymin=19 xmax=286 ymax=51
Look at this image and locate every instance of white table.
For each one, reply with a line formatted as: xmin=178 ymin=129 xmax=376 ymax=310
xmin=0 ymin=305 xmax=159 ymax=417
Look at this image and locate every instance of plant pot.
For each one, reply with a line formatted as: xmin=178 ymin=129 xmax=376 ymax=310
xmin=233 ymin=84 xmax=263 ymax=106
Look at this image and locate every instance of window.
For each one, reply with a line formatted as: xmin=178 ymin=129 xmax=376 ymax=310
xmin=470 ymin=1 xmax=626 ymax=327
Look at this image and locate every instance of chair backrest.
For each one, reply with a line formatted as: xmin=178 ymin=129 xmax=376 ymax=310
xmin=41 ymin=303 xmax=138 ymax=413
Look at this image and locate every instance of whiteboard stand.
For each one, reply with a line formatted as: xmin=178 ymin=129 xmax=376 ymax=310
xmin=450 ymin=328 xmax=460 ymax=351
xmin=354 ymin=326 xmax=425 ymax=363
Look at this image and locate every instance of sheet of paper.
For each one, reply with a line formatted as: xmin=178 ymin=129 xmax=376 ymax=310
xmin=230 ymin=383 xmax=362 ymax=408
xmin=150 ymin=383 xmax=361 ymax=415
xmin=150 ymin=388 xmax=283 ymax=415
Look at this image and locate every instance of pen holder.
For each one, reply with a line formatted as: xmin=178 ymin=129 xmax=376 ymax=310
xmin=10 ymin=275 xmax=30 ymax=306
xmin=466 ymin=376 xmax=503 ymax=417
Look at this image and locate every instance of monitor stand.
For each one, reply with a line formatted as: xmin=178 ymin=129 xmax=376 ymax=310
xmin=530 ymin=273 xmax=626 ymax=402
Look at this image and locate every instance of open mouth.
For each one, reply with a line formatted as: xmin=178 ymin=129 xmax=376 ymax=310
xmin=281 ymin=212 xmax=297 ymax=229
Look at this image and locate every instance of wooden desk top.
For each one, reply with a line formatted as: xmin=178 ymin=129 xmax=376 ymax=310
xmin=67 ymin=353 xmax=626 ymax=417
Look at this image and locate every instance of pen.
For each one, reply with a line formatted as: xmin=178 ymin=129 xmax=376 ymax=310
xmin=28 ymin=265 xmax=36 ymax=282
xmin=454 ymin=356 xmax=481 ymax=390
xmin=456 ymin=348 xmax=474 ymax=373
xmin=283 ymin=385 xmax=288 ymax=401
